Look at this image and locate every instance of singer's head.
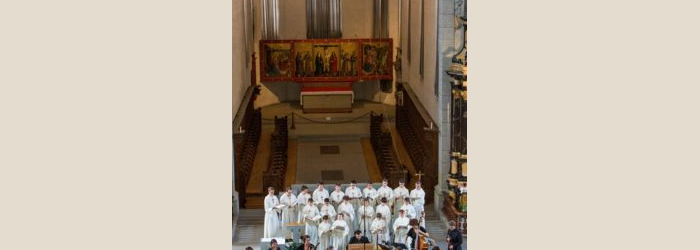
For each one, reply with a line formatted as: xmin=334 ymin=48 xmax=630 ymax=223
xmin=409 ymin=218 xmax=420 ymax=228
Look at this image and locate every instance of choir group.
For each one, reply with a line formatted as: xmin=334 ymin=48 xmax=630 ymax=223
xmin=263 ymin=179 xmax=427 ymax=250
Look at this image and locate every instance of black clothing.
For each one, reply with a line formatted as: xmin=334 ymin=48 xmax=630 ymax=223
xmin=295 ymin=243 xmax=315 ymax=250
xmin=406 ymin=226 xmax=427 ymax=249
xmin=349 ymin=236 xmax=371 ymax=244
xmin=447 ymin=228 xmax=463 ymax=250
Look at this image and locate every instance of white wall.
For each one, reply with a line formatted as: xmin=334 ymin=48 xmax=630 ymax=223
xmin=401 ymin=0 xmax=439 ymax=122
xmin=233 ymin=0 xmax=253 ymax=115
xmin=341 ymin=0 xmax=374 ymax=38
xmin=278 ymin=0 xmax=307 ymax=39
xmin=233 ymin=0 xmax=256 ymax=198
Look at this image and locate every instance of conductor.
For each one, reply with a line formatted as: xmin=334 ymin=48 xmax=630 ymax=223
xmin=348 ymin=230 xmax=370 ymax=244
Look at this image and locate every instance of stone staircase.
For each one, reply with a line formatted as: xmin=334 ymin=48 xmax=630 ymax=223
xmin=424 ymin=206 xmax=468 ymax=250
xmin=424 ymin=206 xmax=445 ymax=234
xmin=233 ymin=209 xmax=265 ymax=250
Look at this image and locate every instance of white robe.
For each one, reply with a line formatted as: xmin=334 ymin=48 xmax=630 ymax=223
xmin=313 ymin=188 xmax=329 ymax=204
xmin=376 ymin=186 xmax=394 ymax=206
xmin=320 ymin=203 xmax=337 ymax=219
xmin=264 ymin=194 xmax=281 ymax=238
xmin=317 ymin=221 xmax=332 ymax=250
xmin=330 ymin=190 xmax=345 ymax=209
xmin=345 ymin=187 xmax=363 ymax=207
xmin=345 ymin=186 xmax=363 ymax=228
xmin=370 ymin=218 xmax=388 ymax=244
xmin=393 ymin=186 xmax=410 ymax=217
xmin=410 ymin=188 xmax=426 ymax=216
xmin=331 ymin=219 xmax=350 ymax=250
xmin=363 ymin=187 xmax=378 ymax=206
xmin=357 ymin=205 xmax=375 ymax=237
xmin=302 ymin=204 xmax=321 ymax=245
xmin=280 ymin=193 xmax=297 ymax=226
xmin=338 ymin=202 xmax=355 ymax=239
xmin=375 ymin=204 xmax=392 ymax=230
xmin=392 ymin=216 xmax=410 ymax=244
xmin=296 ymin=192 xmax=311 ymax=223
xmin=400 ymin=203 xmax=417 ymax=220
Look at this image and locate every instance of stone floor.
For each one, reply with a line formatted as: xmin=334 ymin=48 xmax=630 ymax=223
xmin=296 ymin=136 xmax=369 ymax=183
xmin=260 ymin=101 xmax=396 ymax=139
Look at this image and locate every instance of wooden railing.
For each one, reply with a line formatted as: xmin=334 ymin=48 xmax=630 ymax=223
xmin=395 ymin=83 xmax=438 ymax=203
xmin=234 ymin=108 xmax=261 ymax=208
xmin=263 ymin=116 xmax=289 ymax=192
xmin=369 ymin=113 xmax=408 ymax=186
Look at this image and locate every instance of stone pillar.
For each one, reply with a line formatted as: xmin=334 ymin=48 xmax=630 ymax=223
xmin=436 ymin=0 xmax=458 ymax=213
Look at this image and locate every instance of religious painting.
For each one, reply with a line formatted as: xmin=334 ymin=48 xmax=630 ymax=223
xmin=260 ymin=39 xmax=392 ymax=82
xmin=294 ymin=42 xmax=314 ymax=77
xmin=339 ymin=42 xmax=358 ymax=77
xmin=261 ymin=42 xmax=292 ymax=78
xmin=360 ymin=41 xmax=392 ymax=77
xmin=310 ymin=43 xmax=341 ymax=77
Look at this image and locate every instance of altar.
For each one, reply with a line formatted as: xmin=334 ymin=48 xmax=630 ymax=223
xmin=301 ymin=90 xmax=353 ymax=113
xmin=259 ymin=39 xmax=393 ymax=114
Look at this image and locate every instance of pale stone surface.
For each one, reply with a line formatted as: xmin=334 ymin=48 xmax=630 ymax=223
xmin=296 ymin=137 xmax=369 ymax=184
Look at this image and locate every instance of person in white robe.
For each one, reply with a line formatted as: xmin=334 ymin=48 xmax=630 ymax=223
xmin=362 ymin=182 xmax=378 ymax=206
xmin=393 ymin=180 xmax=410 ymax=220
xmin=330 ymin=183 xmax=345 ymax=210
xmin=400 ymin=197 xmax=417 ymax=220
xmin=302 ymin=198 xmax=321 ymax=245
xmin=296 ymin=185 xmax=311 ymax=223
xmin=330 ymin=214 xmax=350 ymax=250
xmin=356 ymin=198 xmax=375 ymax=238
xmin=370 ymin=213 xmax=388 ymax=245
xmin=375 ymin=197 xmax=392 ymax=223
xmin=374 ymin=197 xmax=392 ymax=242
xmin=319 ymin=198 xmax=337 ymax=220
xmin=392 ymin=210 xmax=410 ymax=245
xmin=345 ymin=181 xmax=362 ymax=208
xmin=263 ymin=187 xmax=281 ymax=238
xmin=345 ymin=180 xmax=363 ymax=229
xmin=337 ymin=196 xmax=356 ymax=240
xmin=312 ymin=182 xmax=330 ymax=208
xmin=316 ymin=215 xmax=332 ymax=250
xmin=410 ymin=181 xmax=426 ymax=217
xmin=279 ymin=187 xmax=297 ymax=226
xmin=376 ymin=179 xmax=394 ymax=208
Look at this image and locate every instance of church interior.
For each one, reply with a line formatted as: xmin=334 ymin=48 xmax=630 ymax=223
xmin=232 ymin=1 xmax=467 ymax=249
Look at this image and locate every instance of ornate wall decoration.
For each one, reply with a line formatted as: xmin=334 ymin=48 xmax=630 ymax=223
xmin=260 ymin=39 xmax=393 ymax=82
